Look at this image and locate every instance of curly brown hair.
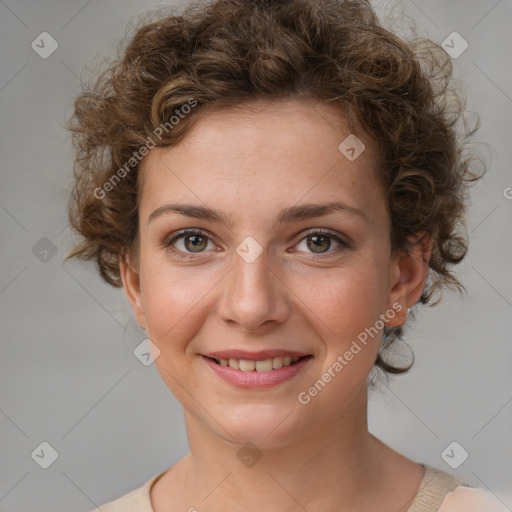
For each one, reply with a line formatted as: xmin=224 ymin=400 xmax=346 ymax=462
xmin=65 ymin=0 xmax=482 ymax=374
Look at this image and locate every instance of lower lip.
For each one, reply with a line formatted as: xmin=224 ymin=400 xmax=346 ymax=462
xmin=202 ymin=356 xmax=313 ymax=389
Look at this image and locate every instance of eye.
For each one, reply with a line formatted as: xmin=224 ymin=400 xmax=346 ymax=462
xmin=164 ymin=228 xmax=350 ymax=260
xmin=164 ymin=229 xmax=216 ymax=258
xmin=293 ymin=229 xmax=350 ymax=256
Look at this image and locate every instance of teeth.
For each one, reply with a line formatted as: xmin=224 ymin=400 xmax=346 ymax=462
xmin=273 ymin=357 xmax=283 ymax=369
xmin=255 ymin=359 xmax=273 ymax=371
xmin=217 ymin=356 xmax=301 ymax=371
xmin=239 ymin=359 xmax=255 ymax=371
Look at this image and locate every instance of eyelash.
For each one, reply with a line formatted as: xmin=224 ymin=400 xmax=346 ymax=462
xmin=163 ymin=228 xmax=350 ymax=260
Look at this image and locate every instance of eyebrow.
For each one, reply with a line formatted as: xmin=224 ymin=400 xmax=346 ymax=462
xmin=148 ymin=201 xmax=368 ymax=227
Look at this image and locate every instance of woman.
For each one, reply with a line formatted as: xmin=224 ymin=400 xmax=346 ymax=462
xmin=65 ymin=0 xmax=505 ymax=510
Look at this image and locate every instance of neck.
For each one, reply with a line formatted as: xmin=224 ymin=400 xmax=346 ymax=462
xmin=178 ymin=386 xmax=387 ymax=511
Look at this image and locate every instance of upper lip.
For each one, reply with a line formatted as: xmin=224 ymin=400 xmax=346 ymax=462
xmin=203 ymin=350 xmax=311 ymax=361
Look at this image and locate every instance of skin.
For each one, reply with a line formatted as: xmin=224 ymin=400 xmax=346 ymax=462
xmin=120 ymin=98 xmax=432 ymax=512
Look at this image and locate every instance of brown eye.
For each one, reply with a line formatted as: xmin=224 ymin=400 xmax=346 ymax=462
xmin=294 ymin=229 xmax=349 ymax=256
xmin=306 ymin=234 xmax=332 ymax=253
xmin=182 ymin=233 xmax=208 ymax=252
xmin=165 ymin=230 xmax=214 ymax=257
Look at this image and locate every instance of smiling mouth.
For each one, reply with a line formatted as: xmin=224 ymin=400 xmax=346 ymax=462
xmin=204 ymin=355 xmax=312 ymax=372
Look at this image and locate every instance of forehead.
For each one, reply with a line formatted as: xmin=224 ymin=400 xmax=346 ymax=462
xmin=138 ymin=99 xmax=385 ymax=227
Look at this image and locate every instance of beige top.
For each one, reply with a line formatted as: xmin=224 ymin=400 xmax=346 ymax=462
xmin=91 ymin=464 xmax=509 ymax=511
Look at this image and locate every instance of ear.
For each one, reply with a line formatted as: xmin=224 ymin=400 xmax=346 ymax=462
xmin=120 ymin=251 xmax=147 ymax=330
xmin=385 ymin=232 xmax=433 ymax=327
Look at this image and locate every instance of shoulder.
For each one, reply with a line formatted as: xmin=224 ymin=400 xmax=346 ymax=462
xmin=88 ymin=472 xmax=164 ymax=512
xmin=408 ymin=464 xmax=508 ymax=512
xmin=438 ymin=486 xmax=510 ymax=512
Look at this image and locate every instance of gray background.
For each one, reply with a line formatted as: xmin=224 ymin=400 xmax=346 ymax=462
xmin=0 ymin=0 xmax=511 ymax=510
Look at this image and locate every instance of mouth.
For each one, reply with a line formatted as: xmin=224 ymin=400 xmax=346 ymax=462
xmin=204 ymin=354 xmax=312 ymax=372
xmin=201 ymin=354 xmax=314 ymax=389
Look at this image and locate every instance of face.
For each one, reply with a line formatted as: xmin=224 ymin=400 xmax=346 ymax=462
xmin=121 ymin=99 xmax=429 ymax=449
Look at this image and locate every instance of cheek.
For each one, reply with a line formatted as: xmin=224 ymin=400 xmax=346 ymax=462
xmin=302 ymin=253 xmax=390 ymax=382
xmin=300 ymin=272 xmax=388 ymax=405
xmin=306 ymin=265 xmax=389 ymax=337
xmin=139 ymin=265 xmax=214 ymax=399
xmin=139 ymin=257 xmax=213 ymax=350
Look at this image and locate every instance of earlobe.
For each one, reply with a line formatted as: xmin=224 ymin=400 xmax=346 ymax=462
xmin=385 ymin=232 xmax=433 ymax=327
xmin=119 ymin=252 xmax=147 ymax=330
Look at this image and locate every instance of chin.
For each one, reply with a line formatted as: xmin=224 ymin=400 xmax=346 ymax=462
xmin=214 ymin=403 xmax=306 ymax=449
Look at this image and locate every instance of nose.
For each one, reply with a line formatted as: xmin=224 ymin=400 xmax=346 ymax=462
xmin=216 ymin=244 xmax=290 ymax=334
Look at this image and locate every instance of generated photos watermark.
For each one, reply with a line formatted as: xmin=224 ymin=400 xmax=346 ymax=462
xmin=93 ymin=98 xmax=198 ymax=200
xmin=298 ymin=302 xmax=403 ymax=405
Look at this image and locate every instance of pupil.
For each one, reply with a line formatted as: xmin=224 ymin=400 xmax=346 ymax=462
xmin=186 ymin=234 xmax=207 ymax=252
xmin=308 ymin=235 xmax=330 ymax=253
